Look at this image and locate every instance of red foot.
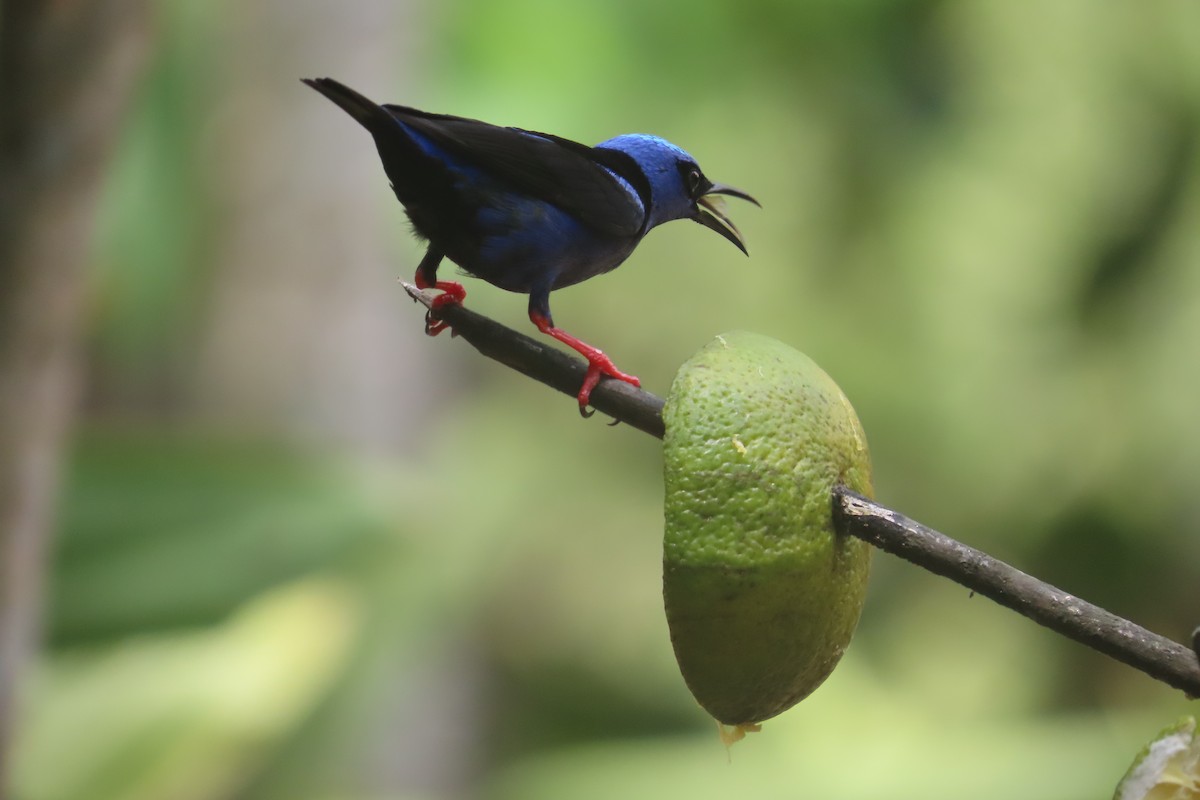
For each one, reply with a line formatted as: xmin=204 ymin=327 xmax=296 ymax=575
xmin=415 ymin=274 xmax=465 ymax=336
xmin=530 ymin=312 xmax=640 ymax=416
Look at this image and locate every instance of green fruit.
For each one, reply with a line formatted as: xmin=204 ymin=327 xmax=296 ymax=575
xmin=1113 ymin=717 xmax=1199 ymax=800
xmin=662 ymin=331 xmax=873 ymax=729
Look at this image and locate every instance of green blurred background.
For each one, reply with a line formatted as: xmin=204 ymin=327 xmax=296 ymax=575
xmin=9 ymin=0 xmax=1200 ymax=798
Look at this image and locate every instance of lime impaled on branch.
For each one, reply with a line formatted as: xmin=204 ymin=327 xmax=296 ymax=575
xmin=662 ymin=331 xmax=873 ymax=733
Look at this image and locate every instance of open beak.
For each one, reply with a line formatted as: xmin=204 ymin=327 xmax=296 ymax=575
xmin=694 ymin=182 xmax=760 ymax=255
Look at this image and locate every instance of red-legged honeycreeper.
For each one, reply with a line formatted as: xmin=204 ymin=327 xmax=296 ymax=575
xmin=303 ymin=78 xmax=759 ymax=415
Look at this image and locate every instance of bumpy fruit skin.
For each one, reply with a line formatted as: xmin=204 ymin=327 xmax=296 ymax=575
xmin=662 ymin=331 xmax=873 ymax=726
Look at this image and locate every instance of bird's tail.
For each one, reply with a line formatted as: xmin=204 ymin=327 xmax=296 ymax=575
xmin=302 ymin=77 xmax=392 ymax=132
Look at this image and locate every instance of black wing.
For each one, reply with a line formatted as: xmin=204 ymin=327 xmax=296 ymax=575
xmin=382 ymin=104 xmax=647 ymax=239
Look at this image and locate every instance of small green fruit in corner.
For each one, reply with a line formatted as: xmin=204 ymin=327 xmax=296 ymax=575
xmin=662 ymin=331 xmax=873 ymax=735
xmin=1113 ymin=717 xmax=1199 ymax=800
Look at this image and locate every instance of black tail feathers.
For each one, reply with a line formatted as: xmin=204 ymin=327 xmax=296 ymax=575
xmin=302 ymin=77 xmax=391 ymax=132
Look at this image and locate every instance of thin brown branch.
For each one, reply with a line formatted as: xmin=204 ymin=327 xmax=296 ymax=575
xmin=405 ymin=285 xmax=1200 ymax=698
xmin=402 ymin=282 xmax=665 ymax=437
xmin=833 ymin=490 xmax=1200 ymax=697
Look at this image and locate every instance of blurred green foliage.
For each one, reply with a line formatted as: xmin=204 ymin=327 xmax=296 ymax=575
xmin=11 ymin=0 xmax=1200 ymax=798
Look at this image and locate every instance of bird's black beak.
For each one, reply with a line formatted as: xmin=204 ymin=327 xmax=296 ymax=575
xmin=694 ymin=182 xmax=760 ymax=255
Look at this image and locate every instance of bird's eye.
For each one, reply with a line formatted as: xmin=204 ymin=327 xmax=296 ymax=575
xmin=687 ymin=169 xmax=702 ymax=195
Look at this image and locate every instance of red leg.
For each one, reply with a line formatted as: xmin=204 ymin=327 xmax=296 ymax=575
xmin=415 ymin=271 xmax=465 ymax=336
xmin=530 ymin=311 xmax=640 ymax=415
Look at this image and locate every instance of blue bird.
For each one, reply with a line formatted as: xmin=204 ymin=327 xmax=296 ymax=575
xmin=303 ymin=77 xmax=759 ymax=414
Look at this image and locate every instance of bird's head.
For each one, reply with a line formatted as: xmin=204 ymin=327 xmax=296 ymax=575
xmin=595 ymin=134 xmax=759 ymax=253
